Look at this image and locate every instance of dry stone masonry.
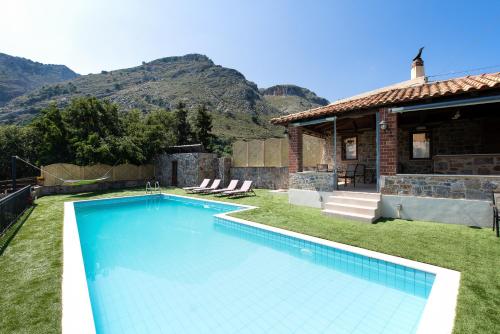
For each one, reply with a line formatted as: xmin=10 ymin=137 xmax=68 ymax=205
xmin=381 ymin=174 xmax=499 ymax=201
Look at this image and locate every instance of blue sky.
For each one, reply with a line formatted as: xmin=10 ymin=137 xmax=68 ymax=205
xmin=1 ymin=0 xmax=499 ymax=101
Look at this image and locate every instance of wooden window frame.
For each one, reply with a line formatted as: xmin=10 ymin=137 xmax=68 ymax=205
xmin=410 ymin=130 xmax=432 ymax=160
xmin=342 ymin=135 xmax=358 ymax=161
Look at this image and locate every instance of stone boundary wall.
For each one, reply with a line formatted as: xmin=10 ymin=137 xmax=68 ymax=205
xmin=230 ymin=167 xmax=288 ymax=189
xmin=381 ymin=174 xmax=500 ymax=201
xmin=289 ymin=172 xmax=335 ymax=192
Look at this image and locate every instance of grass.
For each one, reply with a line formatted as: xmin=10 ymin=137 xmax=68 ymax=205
xmin=1 ymin=187 xmax=499 ymax=333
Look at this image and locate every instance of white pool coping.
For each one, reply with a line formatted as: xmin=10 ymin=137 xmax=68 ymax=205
xmin=63 ymin=193 xmax=460 ymax=334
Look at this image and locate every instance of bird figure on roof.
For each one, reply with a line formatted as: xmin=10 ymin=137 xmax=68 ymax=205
xmin=413 ymin=47 xmax=424 ymax=61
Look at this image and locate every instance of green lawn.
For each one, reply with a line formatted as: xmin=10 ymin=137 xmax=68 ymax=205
xmin=1 ymin=188 xmax=499 ymax=333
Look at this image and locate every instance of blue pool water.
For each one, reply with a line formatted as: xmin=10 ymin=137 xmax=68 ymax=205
xmin=74 ymin=195 xmax=434 ymax=334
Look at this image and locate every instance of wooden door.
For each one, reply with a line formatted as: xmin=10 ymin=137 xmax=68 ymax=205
xmin=171 ymin=161 xmax=178 ymax=186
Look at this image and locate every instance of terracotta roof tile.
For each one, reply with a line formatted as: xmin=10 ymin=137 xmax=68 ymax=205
xmin=271 ymin=72 xmax=500 ymax=125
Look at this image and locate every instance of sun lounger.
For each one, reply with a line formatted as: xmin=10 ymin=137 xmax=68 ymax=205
xmin=183 ymin=179 xmax=210 ymax=191
xmin=191 ymin=179 xmax=221 ymax=193
xmin=222 ymin=180 xmax=255 ymax=197
xmin=211 ymin=180 xmax=239 ymax=196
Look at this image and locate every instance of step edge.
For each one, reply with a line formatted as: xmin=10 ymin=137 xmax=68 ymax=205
xmin=325 ymin=203 xmax=379 ymax=210
xmin=321 ymin=209 xmax=375 ymax=219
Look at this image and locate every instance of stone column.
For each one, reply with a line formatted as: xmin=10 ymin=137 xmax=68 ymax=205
xmin=379 ymin=108 xmax=398 ymax=176
xmin=288 ymin=126 xmax=303 ymax=173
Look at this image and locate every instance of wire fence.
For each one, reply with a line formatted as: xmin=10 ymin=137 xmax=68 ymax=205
xmin=0 ymin=177 xmax=37 ymax=195
xmin=0 ymin=185 xmax=33 ymax=236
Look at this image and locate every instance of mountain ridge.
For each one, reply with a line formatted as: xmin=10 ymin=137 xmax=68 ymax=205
xmin=0 ymin=52 xmax=79 ymax=106
xmin=0 ymin=53 xmax=328 ymax=139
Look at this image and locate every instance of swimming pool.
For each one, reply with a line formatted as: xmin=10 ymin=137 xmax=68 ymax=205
xmin=64 ymin=194 xmax=460 ymax=334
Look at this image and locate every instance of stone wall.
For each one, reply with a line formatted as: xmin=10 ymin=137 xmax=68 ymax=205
xmin=157 ymin=152 xmax=285 ymax=189
xmin=217 ymin=157 xmax=232 ymax=186
xmin=156 ymin=153 xmax=222 ymax=187
xmin=398 ymin=127 xmax=432 ymax=174
xmin=399 ymin=118 xmax=499 ymax=174
xmin=230 ymin=167 xmax=288 ymax=189
xmin=433 ymin=154 xmax=500 ymax=175
xmin=381 ymin=174 xmax=500 ymax=201
xmin=322 ymin=129 xmax=376 ymax=171
xmin=289 ymin=172 xmax=335 ymax=192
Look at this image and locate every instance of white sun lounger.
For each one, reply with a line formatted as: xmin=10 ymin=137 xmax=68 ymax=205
xmin=211 ymin=180 xmax=239 ymax=195
xmin=222 ymin=180 xmax=255 ymax=197
xmin=183 ymin=179 xmax=210 ymax=191
xmin=191 ymin=179 xmax=221 ymax=193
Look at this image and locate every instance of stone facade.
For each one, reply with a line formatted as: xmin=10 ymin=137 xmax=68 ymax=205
xmin=230 ymin=167 xmax=288 ymax=189
xmin=156 ymin=153 xmax=227 ymax=188
xmin=433 ymin=154 xmax=500 ymax=175
xmin=381 ymin=174 xmax=500 ymax=201
xmin=157 ymin=152 xmax=286 ymax=189
xmin=289 ymin=172 xmax=335 ymax=192
xmin=322 ymin=129 xmax=376 ymax=171
xmin=398 ymin=118 xmax=500 ymax=174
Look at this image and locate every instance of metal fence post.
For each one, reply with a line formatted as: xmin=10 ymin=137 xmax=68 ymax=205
xmin=11 ymin=156 xmax=16 ymax=191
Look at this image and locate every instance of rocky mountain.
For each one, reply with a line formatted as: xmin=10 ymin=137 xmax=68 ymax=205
xmin=261 ymin=84 xmax=329 ymax=115
xmin=0 ymin=52 xmax=79 ymax=107
xmin=0 ymin=54 xmax=328 ymax=139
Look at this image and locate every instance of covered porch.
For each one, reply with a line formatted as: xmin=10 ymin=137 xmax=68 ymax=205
xmin=285 ymin=96 xmax=500 ymax=226
xmin=384 ymin=97 xmax=500 ymax=201
xmin=288 ymin=111 xmax=380 ymax=193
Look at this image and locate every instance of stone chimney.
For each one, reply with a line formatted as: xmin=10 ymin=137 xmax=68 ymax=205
xmin=411 ymin=57 xmax=425 ymax=79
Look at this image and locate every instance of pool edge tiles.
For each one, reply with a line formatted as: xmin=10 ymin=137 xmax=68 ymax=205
xmin=63 ymin=193 xmax=460 ymax=334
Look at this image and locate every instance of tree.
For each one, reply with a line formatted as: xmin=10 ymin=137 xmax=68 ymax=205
xmin=193 ymin=104 xmax=214 ymax=151
xmin=0 ymin=125 xmax=35 ymax=179
xmin=173 ymin=102 xmax=192 ymax=145
xmin=62 ymin=97 xmax=124 ymax=165
xmin=120 ymin=109 xmax=148 ymax=164
xmin=29 ymin=103 xmax=70 ymax=165
xmin=144 ymin=109 xmax=177 ymax=158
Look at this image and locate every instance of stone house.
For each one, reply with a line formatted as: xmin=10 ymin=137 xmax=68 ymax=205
xmin=271 ymin=55 xmax=500 ymax=226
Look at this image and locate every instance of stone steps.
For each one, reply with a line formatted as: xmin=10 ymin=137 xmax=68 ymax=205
xmin=322 ymin=191 xmax=381 ymax=223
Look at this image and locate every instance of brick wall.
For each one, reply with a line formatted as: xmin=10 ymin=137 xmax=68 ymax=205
xmin=288 ymin=126 xmax=303 ymax=173
xmin=379 ymin=108 xmax=398 ymax=175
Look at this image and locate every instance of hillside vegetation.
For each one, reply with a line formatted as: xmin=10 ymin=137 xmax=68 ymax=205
xmin=0 ymin=54 xmax=328 ymax=139
xmin=0 ymin=53 xmax=78 ymax=107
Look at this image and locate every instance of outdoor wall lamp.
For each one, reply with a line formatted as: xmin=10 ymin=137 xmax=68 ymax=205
xmin=379 ymin=120 xmax=388 ymax=131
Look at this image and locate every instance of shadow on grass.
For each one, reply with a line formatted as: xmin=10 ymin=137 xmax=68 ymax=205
xmin=468 ymin=226 xmax=483 ymax=229
xmin=373 ymin=216 xmax=417 ymax=224
xmin=0 ymin=204 xmax=36 ymax=256
xmin=68 ymin=191 xmax=106 ymax=199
